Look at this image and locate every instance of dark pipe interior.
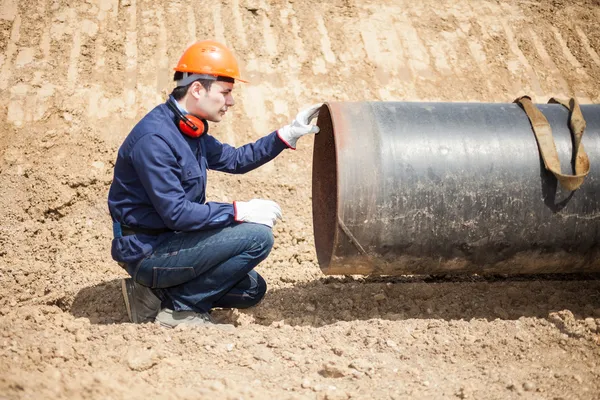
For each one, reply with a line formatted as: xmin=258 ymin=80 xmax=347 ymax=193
xmin=312 ymin=104 xmax=337 ymax=269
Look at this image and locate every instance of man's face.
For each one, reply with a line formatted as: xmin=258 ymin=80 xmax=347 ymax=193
xmin=188 ymin=80 xmax=235 ymax=122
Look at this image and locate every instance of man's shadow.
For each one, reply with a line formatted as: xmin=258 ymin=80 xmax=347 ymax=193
xmin=71 ymin=279 xmax=130 ymax=324
xmin=70 ymin=274 xmax=600 ymax=326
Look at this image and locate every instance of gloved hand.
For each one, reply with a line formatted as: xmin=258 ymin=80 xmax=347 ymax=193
xmin=277 ymin=103 xmax=323 ymax=149
xmin=234 ymin=199 xmax=283 ymax=228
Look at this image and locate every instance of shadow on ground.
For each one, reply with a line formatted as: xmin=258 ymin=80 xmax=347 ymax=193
xmin=69 ymin=273 xmax=600 ymax=326
xmin=70 ymin=278 xmax=129 ymax=324
xmin=243 ymin=273 xmax=600 ymax=327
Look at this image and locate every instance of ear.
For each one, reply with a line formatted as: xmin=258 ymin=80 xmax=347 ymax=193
xmin=189 ymin=81 xmax=207 ymax=99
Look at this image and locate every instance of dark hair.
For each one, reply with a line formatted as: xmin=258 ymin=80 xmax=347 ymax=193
xmin=170 ymin=72 xmax=235 ymax=100
xmin=171 ymin=72 xmax=214 ymax=100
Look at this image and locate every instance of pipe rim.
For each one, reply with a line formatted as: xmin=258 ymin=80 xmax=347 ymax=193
xmin=312 ymin=103 xmax=338 ymax=270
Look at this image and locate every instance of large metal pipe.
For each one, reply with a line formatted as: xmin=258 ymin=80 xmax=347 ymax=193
xmin=311 ymin=101 xmax=600 ymax=276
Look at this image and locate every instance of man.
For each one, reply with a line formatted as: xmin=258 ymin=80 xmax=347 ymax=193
xmin=108 ymin=40 xmax=321 ymax=328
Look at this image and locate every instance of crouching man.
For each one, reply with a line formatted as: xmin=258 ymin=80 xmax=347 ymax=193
xmin=107 ymin=40 xmax=321 ymax=327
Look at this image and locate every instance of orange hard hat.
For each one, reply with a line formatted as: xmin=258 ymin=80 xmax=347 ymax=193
xmin=174 ymin=40 xmax=247 ymax=83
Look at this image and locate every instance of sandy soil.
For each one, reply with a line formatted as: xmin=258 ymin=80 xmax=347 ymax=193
xmin=1 ymin=0 xmax=600 ymax=398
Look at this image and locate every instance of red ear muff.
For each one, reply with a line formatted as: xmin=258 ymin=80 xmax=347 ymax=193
xmin=178 ymin=114 xmax=208 ymax=138
xmin=167 ymin=99 xmax=209 ymax=138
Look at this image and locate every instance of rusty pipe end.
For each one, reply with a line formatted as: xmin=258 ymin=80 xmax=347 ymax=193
xmin=312 ymin=103 xmax=338 ymax=272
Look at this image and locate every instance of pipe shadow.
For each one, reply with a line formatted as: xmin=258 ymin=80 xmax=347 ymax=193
xmin=69 ymin=274 xmax=600 ymax=328
xmin=240 ymin=273 xmax=600 ymax=327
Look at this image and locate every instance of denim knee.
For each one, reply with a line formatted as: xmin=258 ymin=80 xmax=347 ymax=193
xmin=212 ymin=270 xmax=267 ymax=309
xmin=243 ymin=223 xmax=274 ymax=259
xmin=232 ymin=272 xmax=267 ymax=308
xmin=244 ymin=272 xmax=267 ymax=308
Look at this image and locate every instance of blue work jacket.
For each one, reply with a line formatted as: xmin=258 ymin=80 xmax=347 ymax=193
xmin=107 ymin=101 xmax=288 ymax=264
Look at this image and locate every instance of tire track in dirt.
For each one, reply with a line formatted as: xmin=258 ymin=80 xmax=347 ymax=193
xmin=358 ymin=4 xmax=418 ymax=100
xmin=407 ymin=2 xmax=487 ymax=101
xmin=211 ymin=0 xmax=227 ymax=46
xmin=123 ymin=0 xmax=138 ymax=119
xmin=0 ymin=0 xmax=18 ymax=86
xmin=80 ymin=0 xmax=128 ymax=128
xmin=86 ymin=1 xmax=117 ymax=122
xmin=444 ymin=3 xmax=499 ymax=100
xmin=575 ymin=25 xmax=600 ymax=68
xmin=314 ymin=13 xmax=337 ymax=67
xmin=3 ymin=15 xmax=23 ymax=127
xmin=282 ymin=1 xmax=306 ymax=65
xmin=207 ymin=0 xmax=237 ymax=147
xmin=518 ymin=1 xmax=600 ymax=103
xmin=470 ymin=3 xmax=520 ymax=99
xmin=0 ymin=12 xmax=19 ymax=91
xmin=154 ymin=6 xmax=169 ymax=95
xmin=198 ymin=2 xmax=247 ymax=150
xmin=214 ymin=1 xmax=272 ymax=151
xmin=183 ymin=2 xmax=196 ymax=47
xmin=552 ymin=26 xmax=587 ymax=74
xmin=454 ymin=3 xmax=497 ymax=99
xmin=319 ymin=2 xmax=378 ymax=102
xmin=133 ymin=0 xmax=162 ymax=120
xmin=395 ymin=8 xmax=436 ymax=88
xmin=528 ymin=29 xmax=572 ymax=98
xmin=66 ymin=9 xmax=82 ymax=90
xmin=276 ymin=2 xmax=306 ymax=102
xmin=488 ymin=2 xmax=545 ymax=101
xmin=231 ymin=0 xmax=248 ymax=48
xmin=5 ymin=0 xmax=58 ymax=128
xmin=102 ymin=0 xmax=126 ymax=112
xmin=90 ymin=1 xmax=109 ymax=83
xmin=3 ymin=0 xmax=600 ymax=131
xmin=259 ymin=0 xmax=278 ymax=60
xmin=0 ymin=0 xmax=17 ymax=21
xmin=223 ymin=2 xmax=289 ymax=174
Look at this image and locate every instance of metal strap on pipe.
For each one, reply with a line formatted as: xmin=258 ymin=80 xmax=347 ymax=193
xmin=515 ymin=96 xmax=590 ymax=191
xmin=337 ymin=216 xmax=368 ymax=256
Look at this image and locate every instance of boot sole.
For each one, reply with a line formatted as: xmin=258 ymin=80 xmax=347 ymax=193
xmin=154 ymin=311 xmax=235 ymax=331
xmin=157 ymin=321 xmax=175 ymax=329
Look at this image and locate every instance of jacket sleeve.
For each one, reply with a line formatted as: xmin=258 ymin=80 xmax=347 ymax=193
xmin=204 ymin=131 xmax=288 ymax=174
xmin=130 ymin=134 xmax=235 ymax=231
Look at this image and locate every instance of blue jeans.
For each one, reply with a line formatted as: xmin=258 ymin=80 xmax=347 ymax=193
xmin=128 ymin=223 xmax=272 ymax=313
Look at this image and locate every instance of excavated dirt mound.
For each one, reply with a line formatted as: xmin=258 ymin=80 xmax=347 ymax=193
xmin=1 ymin=0 xmax=600 ymax=398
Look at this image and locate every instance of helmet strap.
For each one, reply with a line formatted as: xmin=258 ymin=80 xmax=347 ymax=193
xmin=176 ymin=72 xmax=235 ymax=87
xmin=177 ymin=72 xmax=218 ymax=87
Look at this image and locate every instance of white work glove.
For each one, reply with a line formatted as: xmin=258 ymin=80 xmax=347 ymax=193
xmin=277 ymin=103 xmax=323 ymax=149
xmin=234 ymin=199 xmax=283 ymax=228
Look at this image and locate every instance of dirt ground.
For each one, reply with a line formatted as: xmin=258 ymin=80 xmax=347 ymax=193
xmin=1 ymin=0 xmax=600 ymax=398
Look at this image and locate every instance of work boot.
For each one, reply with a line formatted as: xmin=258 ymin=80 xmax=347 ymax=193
xmin=121 ymin=278 xmax=161 ymax=323
xmin=155 ymin=308 xmax=234 ymax=330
